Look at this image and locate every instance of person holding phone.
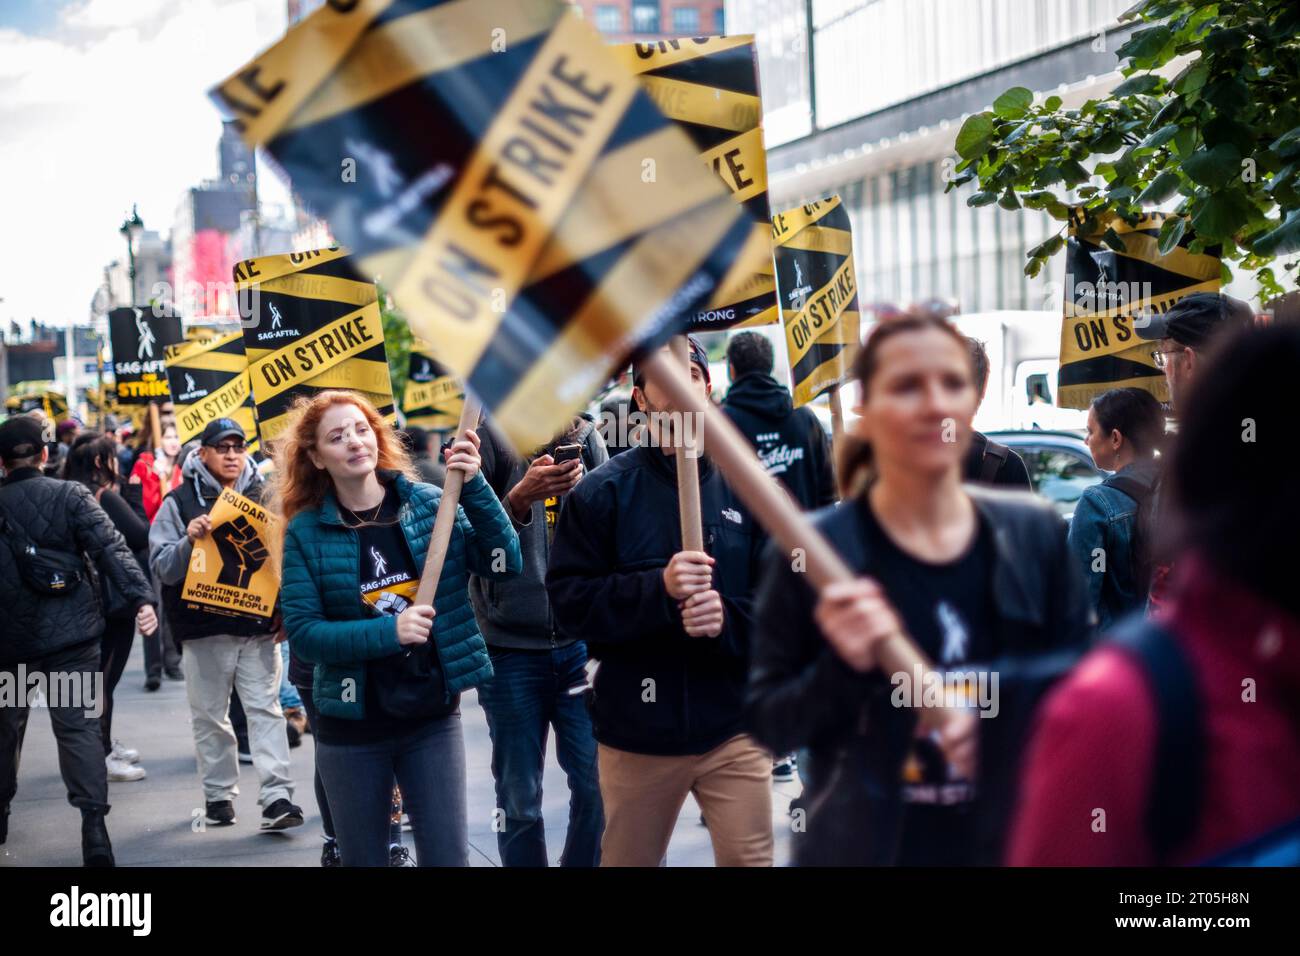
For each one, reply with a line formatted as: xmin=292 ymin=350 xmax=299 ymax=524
xmin=470 ymin=416 xmax=607 ymax=866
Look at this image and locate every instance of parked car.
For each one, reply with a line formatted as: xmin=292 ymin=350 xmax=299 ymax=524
xmin=986 ymin=430 xmax=1105 ymax=520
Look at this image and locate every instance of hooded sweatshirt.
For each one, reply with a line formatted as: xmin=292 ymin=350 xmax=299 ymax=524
xmin=721 ymin=372 xmax=836 ymax=511
xmin=1009 ymin=554 xmax=1300 ymax=865
xmin=148 ymin=449 xmax=269 ymax=639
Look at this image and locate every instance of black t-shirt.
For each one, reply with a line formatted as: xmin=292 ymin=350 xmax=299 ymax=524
xmin=857 ymin=496 xmax=995 ymax=863
xmin=315 ymin=484 xmax=456 ymax=745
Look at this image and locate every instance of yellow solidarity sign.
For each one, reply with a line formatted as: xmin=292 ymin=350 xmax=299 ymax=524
xmin=182 ymin=488 xmax=280 ymax=622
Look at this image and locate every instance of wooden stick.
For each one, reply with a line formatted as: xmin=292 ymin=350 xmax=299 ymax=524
xmin=642 ymin=350 xmax=947 ymax=727
xmin=828 ymin=384 xmax=845 ymax=457
xmin=148 ymin=402 xmax=162 ymax=452
xmin=414 ymin=393 xmax=482 ymax=606
xmin=669 ymin=336 xmax=704 ymax=552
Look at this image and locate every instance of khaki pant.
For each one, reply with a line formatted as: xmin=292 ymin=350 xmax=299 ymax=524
xmin=181 ymin=634 xmax=292 ymax=807
xmin=598 ymin=734 xmax=773 ymax=867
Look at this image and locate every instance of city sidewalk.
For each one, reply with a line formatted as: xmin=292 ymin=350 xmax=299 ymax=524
xmin=1 ymin=641 xmax=796 ymax=867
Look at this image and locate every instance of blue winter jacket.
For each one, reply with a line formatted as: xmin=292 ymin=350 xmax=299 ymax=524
xmin=280 ymin=470 xmax=522 ymax=720
xmin=1067 ymin=458 xmax=1160 ymax=631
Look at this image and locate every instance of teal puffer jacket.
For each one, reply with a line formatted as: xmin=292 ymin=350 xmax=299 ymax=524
xmin=281 ymin=470 xmax=522 ymax=720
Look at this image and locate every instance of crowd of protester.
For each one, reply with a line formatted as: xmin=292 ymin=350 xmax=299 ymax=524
xmin=1 ymin=293 xmax=1296 ymax=868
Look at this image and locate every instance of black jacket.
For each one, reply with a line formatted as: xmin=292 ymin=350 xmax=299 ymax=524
xmin=546 ymin=444 xmax=765 ymax=756
xmin=722 ymin=373 xmax=836 ymax=510
xmin=471 ymin=416 xmax=608 ymax=650
xmin=0 ymin=468 xmax=154 ymax=664
xmin=963 ymin=431 xmax=1032 ymax=490
xmin=745 ymin=485 xmax=1092 ymax=864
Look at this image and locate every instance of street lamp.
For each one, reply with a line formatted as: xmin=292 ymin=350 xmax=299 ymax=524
xmin=118 ymin=204 xmax=144 ymax=305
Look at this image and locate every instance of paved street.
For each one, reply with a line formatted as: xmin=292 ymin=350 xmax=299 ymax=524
xmin=1 ymin=641 xmax=797 ymax=867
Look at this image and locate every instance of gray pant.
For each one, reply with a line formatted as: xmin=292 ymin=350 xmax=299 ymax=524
xmin=316 ymin=713 xmax=467 ymax=866
xmin=143 ymin=574 xmax=181 ymax=678
xmin=0 ymin=639 xmax=108 ymax=816
xmin=181 ymin=634 xmax=292 ymax=807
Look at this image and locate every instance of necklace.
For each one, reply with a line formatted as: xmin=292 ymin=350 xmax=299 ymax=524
xmin=340 ymin=495 xmax=385 ymax=527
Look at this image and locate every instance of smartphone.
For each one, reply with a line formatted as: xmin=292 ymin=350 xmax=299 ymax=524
xmin=552 ymin=443 xmax=581 ymax=463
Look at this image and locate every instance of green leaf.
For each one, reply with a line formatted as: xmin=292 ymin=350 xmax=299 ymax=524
xmin=1117 ymin=25 xmax=1172 ymax=63
xmin=1271 ymin=127 xmax=1300 ymax=160
xmin=969 ymin=190 xmax=999 ymax=207
xmin=1219 ymin=261 xmax=1233 ymax=285
xmin=1101 ymin=227 xmax=1128 ymax=253
xmin=1027 ymin=234 xmax=1065 ymax=260
xmin=1004 ymin=121 xmax=1032 ymax=145
xmin=1112 ymin=74 xmax=1164 ymax=97
xmin=1157 ymin=215 xmax=1187 ymax=255
xmin=1139 ymin=124 xmax=1180 ymax=150
xmin=1060 ymin=159 xmax=1092 ymax=187
xmin=1035 ymin=165 xmax=1064 ymax=187
xmin=998 ymin=189 xmax=1021 ymax=211
xmin=1250 ymin=210 xmax=1300 ymax=258
xmin=1152 ymin=96 xmax=1183 ymax=127
xmin=1044 ymin=95 xmax=1063 ymax=111
xmin=955 ymin=112 xmax=996 ymax=160
xmin=1172 ymin=127 xmax=1196 ymax=157
xmin=1171 ymin=59 xmax=1210 ymax=95
xmin=1138 ymin=170 xmax=1181 ymax=204
xmin=1190 ymin=190 xmax=1254 ymax=240
xmin=1092 ymin=130 xmax=1125 ymax=154
xmin=1182 ymin=144 xmax=1243 ymax=188
xmin=993 ymin=87 xmax=1034 ymax=120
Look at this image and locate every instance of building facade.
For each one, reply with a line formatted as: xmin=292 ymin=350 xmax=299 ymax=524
xmin=728 ymin=0 xmax=1141 ymax=314
xmin=569 ymin=1 xmax=727 ymax=41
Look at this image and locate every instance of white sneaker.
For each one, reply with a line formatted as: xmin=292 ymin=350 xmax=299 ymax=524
xmin=110 ymin=740 xmax=140 ymax=764
xmin=106 ymin=755 xmax=146 ymax=782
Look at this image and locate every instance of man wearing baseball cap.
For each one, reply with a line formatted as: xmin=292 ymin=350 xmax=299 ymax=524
xmin=0 ymin=415 xmax=157 ymax=865
xmin=149 ymin=417 xmax=302 ymax=831
xmin=1135 ymin=291 xmax=1255 ymax=416
xmin=546 ymin=335 xmax=775 ymax=866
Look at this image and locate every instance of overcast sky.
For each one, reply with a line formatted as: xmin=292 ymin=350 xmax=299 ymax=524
xmin=0 ymin=0 xmax=291 ymax=330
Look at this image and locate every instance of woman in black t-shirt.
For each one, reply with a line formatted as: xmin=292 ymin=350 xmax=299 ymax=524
xmin=746 ymin=314 xmax=1092 ymax=865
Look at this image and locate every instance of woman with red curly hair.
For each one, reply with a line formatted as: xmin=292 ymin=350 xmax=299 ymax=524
xmin=274 ymin=390 xmax=521 ymax=866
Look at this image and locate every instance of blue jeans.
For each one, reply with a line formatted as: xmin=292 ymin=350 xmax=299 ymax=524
xmin=279 ymin=643 xmax=302 ymax=710
xmin=476 ymin=641 xmax=603 ymax=867
xmin=315 ymin=714 xmax=466 ymax=866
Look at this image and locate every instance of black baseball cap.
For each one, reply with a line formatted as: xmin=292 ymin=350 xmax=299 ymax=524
xmin=632 ymin=335 xmax=711 ymax=391
xmin=0 ymin=416 xmax=47 ymax=462
xmin=1135 ymin=292 xmax=1253 ymax=349
xmin=200 ymin=418 xmax=246 ymax=447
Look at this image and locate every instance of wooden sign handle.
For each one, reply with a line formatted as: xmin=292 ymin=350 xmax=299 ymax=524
xmin=414 ymin=393 xmax=482 ymax=607
xmin=669 ymin=336 xmax=704 ymax=552
xmin=828 ymin=384 xmax=845 ymax=458
xmin=148 ymin=402 xmax=163 ymax=452
xmin=641 ymin=350 xmax=947 ymax=728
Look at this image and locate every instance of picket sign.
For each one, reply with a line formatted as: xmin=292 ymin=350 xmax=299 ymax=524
xmin=670 ymin=337 xmax=705 ymax=552
xmin=414 ymin=394 xmax=483 ymax=607
xmin=640 ymin=349 xmax=949 ymax=731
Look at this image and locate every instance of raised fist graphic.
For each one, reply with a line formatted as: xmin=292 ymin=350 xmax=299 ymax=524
xmin=212 ymin=516 xmax=269 ymax=589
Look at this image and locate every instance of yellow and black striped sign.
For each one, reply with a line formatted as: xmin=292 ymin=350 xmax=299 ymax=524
xmin=403 ymin=343 xmax=464 ymax=431
xmin=233 ymin=248 xmax=395 ymax=443
xmin=773 ymin=196 xmax=861 ymax=407
xmin=211 ymin=0 xmax=746 ymax=453
xmin=1059 ymin=212 xmax=1220 ymax=409
xmin=165 ymin=332 xmax=259 ymax=451
xmin=5 ymin=389 xmax=68 ymax=420
xmin=611 ymin=36 xmax=776 ymax=332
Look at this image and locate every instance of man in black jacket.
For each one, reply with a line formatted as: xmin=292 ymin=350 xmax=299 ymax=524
xmin=722 ymin=331 xmax=836 ymax=511
xmin=963 ymin=338 xmax=1032 ymax=489
xmin=546 ymin=336 xmax=773 ymax=866
xmin=471 ymin=414 xmax=607 ymax=866
xmin=0 ymin=416 xmax=157 ymax=866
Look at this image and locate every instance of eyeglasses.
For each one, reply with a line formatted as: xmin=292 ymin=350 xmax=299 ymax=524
xmin=1151 ymin=347 xmax=1187 ymax=370
xmin=209 ymin=442 xmax=246 ymax=455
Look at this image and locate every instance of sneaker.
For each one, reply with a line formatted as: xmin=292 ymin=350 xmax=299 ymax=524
xmin=164 ymin=666 xmax=184 ymax=681
xmin=772 ymin=755 xmax=797 ymax=783
xmin=81 ymin=810 xmax=114 ymax=867
xmin=144 ymin=675 xmax=161 ymax=692
xmin=0 ymin=808 xmax=8 ymax=845
xmin=261 ymin=798 xmax=304 ymax=831
xmin=238 ymin=749 xmax=253 ymax=765
xmin=788 ymin=793 xmax=806 ymax=817
xmin=110 ymin=740 xmax=140 ymax=764
xmin=106 ymin=755 xmax=146 ymax=782
xmin=389 ymin=844 xmax=416 ymax=867
xmin=320 ymin=840 xmax=341 ymax=867
xmin=205 ymin=800 xmax=236 ymax=827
